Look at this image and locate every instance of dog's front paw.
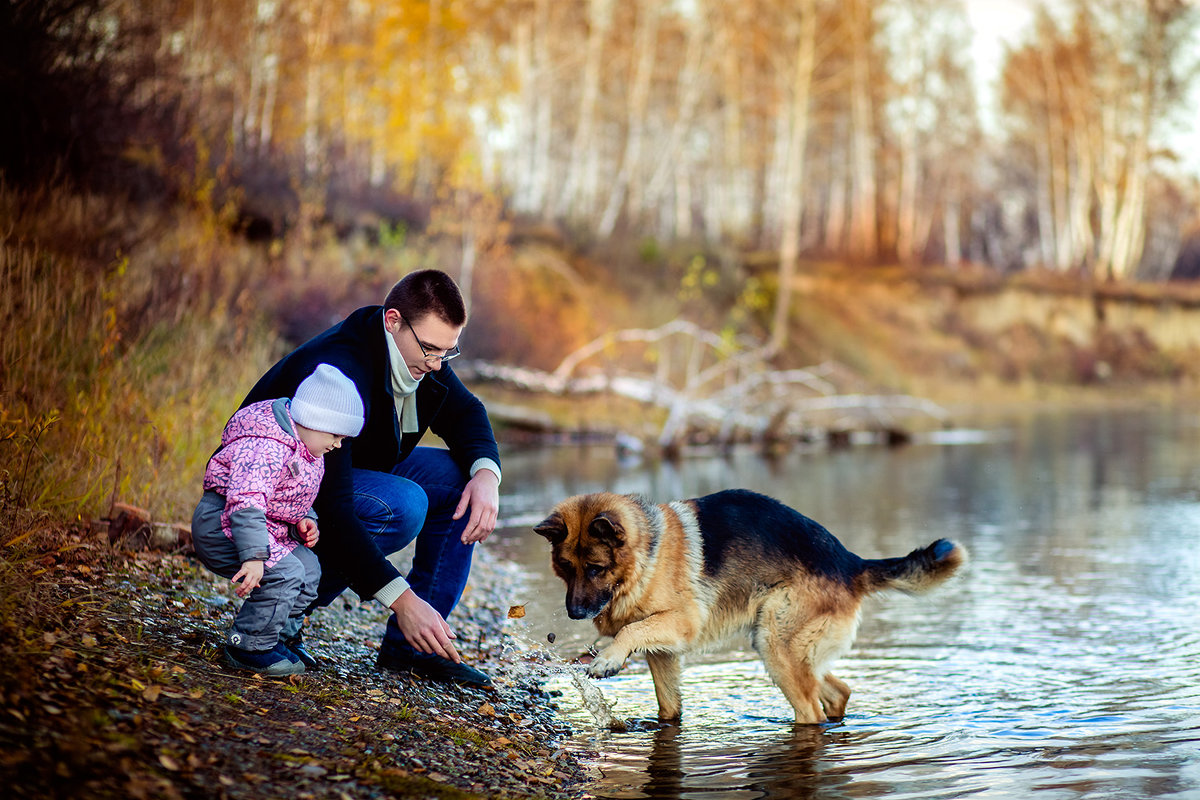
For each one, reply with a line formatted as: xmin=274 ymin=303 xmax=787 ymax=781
xmin=587 ymin=652 xmax=626 ymax=679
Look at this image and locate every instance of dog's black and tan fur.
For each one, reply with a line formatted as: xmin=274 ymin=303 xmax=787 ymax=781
xmin=534 ymin=489 xmax=967 ymax=724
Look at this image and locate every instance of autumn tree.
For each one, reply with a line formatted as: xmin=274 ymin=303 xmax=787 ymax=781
xmin=882 ymin=0 xmax=980 ymax=265
xmin=1001 ymin=0 xmax=1198 ymax=280
xmin=24 ymin=0 xmax=1199 ymax=292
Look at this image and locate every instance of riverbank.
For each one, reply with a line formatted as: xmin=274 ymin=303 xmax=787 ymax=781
xmin=0 ymin=520 xmax=595 ymax=799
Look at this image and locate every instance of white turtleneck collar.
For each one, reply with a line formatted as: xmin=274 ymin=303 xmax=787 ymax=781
xmin=384 ymin=316 xmax=422 ymax=433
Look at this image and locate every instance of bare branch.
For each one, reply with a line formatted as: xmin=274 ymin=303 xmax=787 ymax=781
xmin=469 ymin=319 xmax=946 ymax=451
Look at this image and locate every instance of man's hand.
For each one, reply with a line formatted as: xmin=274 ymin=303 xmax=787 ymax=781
xmin=232 ymin=559 xmax=264 ymax=598
xmin=297 ymin=517 xmax=320 ymax=547
xmin=453 ymin=468 xmax=499 ymax=545
xmin=390 ymin=589 xmax=460 ymax=663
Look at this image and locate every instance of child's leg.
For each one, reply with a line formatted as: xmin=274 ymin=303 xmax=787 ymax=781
xmin=289 ymin=546 xmax=321 ymax=620
xmin=281 ymin=548 xmax=320 ymax=642
xmin=230 ymin=552 xmax=307 ymax=652
xmin=281 ymin=547 xmax=322 ymax=668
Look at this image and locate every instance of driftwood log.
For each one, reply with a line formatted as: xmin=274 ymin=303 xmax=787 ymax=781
xmin=103 ymin=501 xmax=192 ymax=552
xmin=463 ymin=319 xmax=948 ymax=455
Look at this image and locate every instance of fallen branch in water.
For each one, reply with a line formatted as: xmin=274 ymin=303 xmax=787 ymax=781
xmin=465 ymin=319 xmax=948 ymax=453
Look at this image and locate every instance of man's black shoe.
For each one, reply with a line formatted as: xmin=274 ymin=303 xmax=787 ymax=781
xmin=376 ymin=648 xmax=493 ymax=688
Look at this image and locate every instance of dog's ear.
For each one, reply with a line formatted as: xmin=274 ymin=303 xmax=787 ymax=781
xmin=588 ymin=513 xmax=625 ymax=545
xmin=533 ymin=513 xmax=568 ymax=545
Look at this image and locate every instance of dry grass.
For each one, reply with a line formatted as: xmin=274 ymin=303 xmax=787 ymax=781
xmin=1 ymin=183 xmax=281 ymax=524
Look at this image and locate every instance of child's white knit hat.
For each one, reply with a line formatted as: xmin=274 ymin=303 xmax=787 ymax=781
xmin=291 ymin=364 xmax=364 ymax=437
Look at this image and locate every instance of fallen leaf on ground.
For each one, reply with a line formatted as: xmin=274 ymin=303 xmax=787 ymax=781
xmin=507 ymin=605 xmax=525 ymax=619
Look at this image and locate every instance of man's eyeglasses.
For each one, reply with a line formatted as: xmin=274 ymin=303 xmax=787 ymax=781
xmin=403 ymin=317 xmax=462 ymax=364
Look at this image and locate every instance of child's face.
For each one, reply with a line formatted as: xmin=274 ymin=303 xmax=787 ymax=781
xmin=295 ymin=426 xmax=346 ymax=457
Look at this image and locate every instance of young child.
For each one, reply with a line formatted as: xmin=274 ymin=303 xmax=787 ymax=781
xmin=191 ymin=363 xmax=364 ymax=676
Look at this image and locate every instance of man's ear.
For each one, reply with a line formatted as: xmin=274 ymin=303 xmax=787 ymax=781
xmin=587 ymin=513 xmax=625 ymax=545
xmin=533 ymin=514 xmax=567 ymax=545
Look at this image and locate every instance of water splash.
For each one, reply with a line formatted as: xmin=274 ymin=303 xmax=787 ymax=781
xmin=567 ymin=668 xmax=628 ymax=732
xmin=497 ymin=625 xmax=629 ymax=732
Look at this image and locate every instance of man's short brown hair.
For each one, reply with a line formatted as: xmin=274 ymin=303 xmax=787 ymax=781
xmin=384 ymin=269 xmax=467 ymax=327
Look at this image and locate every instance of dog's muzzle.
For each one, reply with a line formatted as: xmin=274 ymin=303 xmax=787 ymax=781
xmin=567 ymin=588 xmax=612 ymax=620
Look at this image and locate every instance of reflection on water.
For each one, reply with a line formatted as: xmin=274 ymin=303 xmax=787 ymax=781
xmin=491 ymin=409 xmax=1200 ymax=799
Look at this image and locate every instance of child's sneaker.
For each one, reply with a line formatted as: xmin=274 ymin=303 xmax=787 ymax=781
xmin=282 ymin=631 xmax=321 ymax=671
xmin=225 ymin=643 xmax=305 ymax=676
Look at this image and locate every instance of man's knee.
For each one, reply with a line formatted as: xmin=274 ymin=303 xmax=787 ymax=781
xmin=397 ymin=448 xmax=469 ymax=491
xmin=354 ymin=477 xmax=428 ymax=538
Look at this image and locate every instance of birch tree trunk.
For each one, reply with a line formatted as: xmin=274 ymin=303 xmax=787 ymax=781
xmin=1040 ymin=38 xmax=1076 ymax=270
xmin=674 ymin=167 xmax=693 ymax=238
xmin=557 ymin=0 xmax=612 ymax=220
xmin=895 ymin=121 xmax=918 ymax=263
xmin=770 ymin=0 xmax=817 ymax=353
xmin=846 ymin=0 xmax=878 ymax=262
xmin=301 ymin=0 xmax=329 ymax=178
xmin=1065 ymin=63 xmax=1097 ymax=272
xmin=1032 ymin=103 xmax=1060 ymax=268
xmin=598 ymin=3 xmax=659 ymax=237
xmin=824 ymin=124 xmax=847 ymax=253
xmin=892 ymin=11 xmax=922 ymax=264
xmin=1109 ymin=1 xmax=1176 ymax=282
xmin=1110 ymin=59 xmax=1155 ymax=280
xmin=530 ymin=0 xmax=553 ymax=216
xmin=716 ymin=9 xmax=747 ymax=238
xmin=1093 ymin=95 xmax=1122 ymax=277
xmin=257 ymin=2 xmax=279 ymax=155
xmin=644 ymin=0 xmax=709 ymax=225
xmin=944 ymin=199 xmax=962 ymax=267
xmin=894 ymin=20 xmax=923 ymax=265
xmin=237 ymin=16 xmax=261 ymax=159
xmin=512 ymin=15 xmax=535 ymax=212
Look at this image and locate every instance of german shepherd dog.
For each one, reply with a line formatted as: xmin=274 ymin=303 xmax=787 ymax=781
xmin=534 ymin=489 xmax=967 ymax=724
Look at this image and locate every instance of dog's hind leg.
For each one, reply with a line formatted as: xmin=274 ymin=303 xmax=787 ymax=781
xmin=645 ymin=651 xmax=683 ymax=721
xmin=767 ymin=656 xmax=826 ymax=723
xmin=758 ymin=630 xmax=827 ymax=724
xmin=819 ymin=673 xmax=851 ymax=721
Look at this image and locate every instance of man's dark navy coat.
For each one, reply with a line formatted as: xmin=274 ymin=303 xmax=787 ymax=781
xmin=241 ymin=306 xmax=500 ymax=600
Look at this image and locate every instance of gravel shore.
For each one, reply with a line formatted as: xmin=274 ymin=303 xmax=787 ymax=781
xmin=2 ymin=528 xmax=599 ymax=800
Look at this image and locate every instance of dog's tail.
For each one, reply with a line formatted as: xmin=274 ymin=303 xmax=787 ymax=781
xmin=858 ymin=539 xmax=968 ymax=595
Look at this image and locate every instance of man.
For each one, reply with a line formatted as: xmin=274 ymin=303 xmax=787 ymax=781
xmin=241 ymin=269 xmax=500 ymax=687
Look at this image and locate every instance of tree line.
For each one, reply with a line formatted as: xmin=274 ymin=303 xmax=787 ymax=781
xmin=6 ymin=0 xmax=1199 ymax=299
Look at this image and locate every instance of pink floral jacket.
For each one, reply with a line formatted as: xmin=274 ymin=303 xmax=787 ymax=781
xmin=203 ymin=398 xmax=323 ymax=568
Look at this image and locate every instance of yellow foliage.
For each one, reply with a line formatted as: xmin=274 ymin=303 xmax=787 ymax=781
xmin=0 ymin=185 xmax=281 ymax=523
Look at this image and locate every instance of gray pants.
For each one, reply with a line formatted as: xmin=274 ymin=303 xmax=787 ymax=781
xmin=192 ymin=491 xmax=320 ymax=652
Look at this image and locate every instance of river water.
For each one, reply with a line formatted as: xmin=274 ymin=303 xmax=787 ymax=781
xmin=489 ymin=409 xmax=1200 ymax=800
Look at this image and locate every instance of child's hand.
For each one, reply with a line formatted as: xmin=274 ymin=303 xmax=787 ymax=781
xmin=232 ymin=560 xmax=264 ymax=598
xmin=297 ymin=518 xmax=319 ymax=547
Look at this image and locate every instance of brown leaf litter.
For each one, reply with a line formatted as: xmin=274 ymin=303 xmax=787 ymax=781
xmin=0 ymin=523 xmax=597 ymax=799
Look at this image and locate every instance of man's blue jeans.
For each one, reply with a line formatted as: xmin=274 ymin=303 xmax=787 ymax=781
xmin=311 ymin=446 xmax=475 ymax=657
